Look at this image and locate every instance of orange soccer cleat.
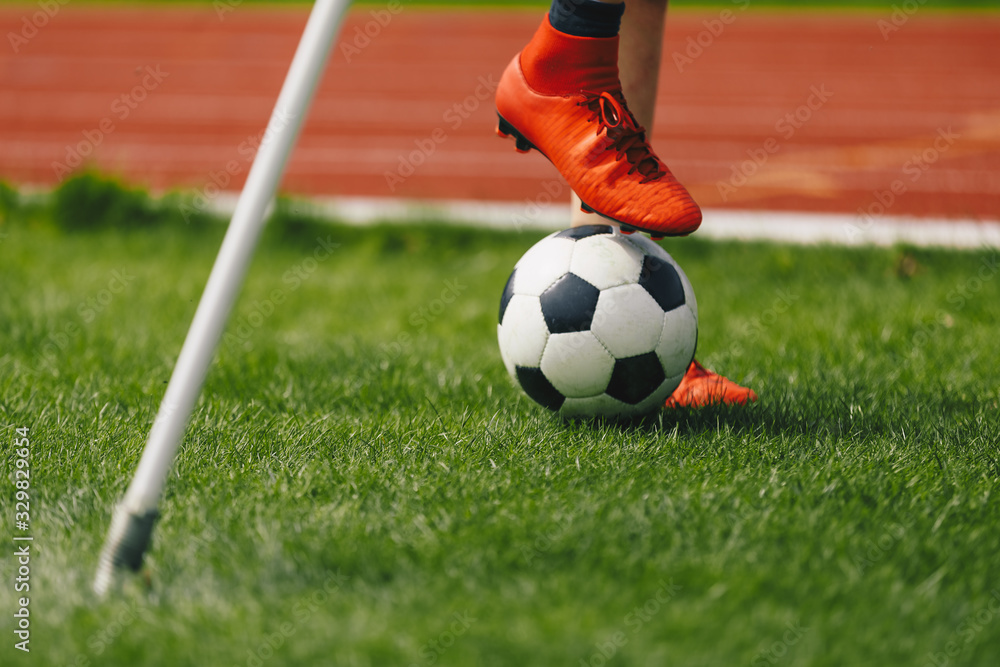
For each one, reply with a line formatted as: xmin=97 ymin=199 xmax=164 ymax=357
xmin=495 ymin=15 xmax=701 ymax=237
xmin=664 ymin=360 xmax=758 ymax=409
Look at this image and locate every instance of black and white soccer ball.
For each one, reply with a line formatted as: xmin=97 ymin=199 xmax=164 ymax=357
xmin=498 ymin=225 xmax=698 ymax=418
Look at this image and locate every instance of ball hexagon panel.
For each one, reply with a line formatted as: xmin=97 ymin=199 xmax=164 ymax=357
xmin=515 ymin=366 xmax=565 ymax=411
xmin=638 ymin=255 xmax=685 ymax=312
xmin=656 ymin=306 xmax=698 ymax=376
xmin=511 ymin=237 xmax=575 ymax=296
xmin=590 ymin=284 xmax=664 ymax=359
xmin=568 ymin=233 xmax=644 ymax=290
xmin=625 ymin=236 xmax=698 ymax=319
xmin=606 ymin=351 xmax=666 ymax=405
xmin=633 ymin=373 xmax=686 ymax=414
xmin=497 ymin=294 xmax=548 ymax=374
xmin=541 ymin=331 xmax=615 ymax=398
xmin=539 ymin=273 xmax=601 ymax=334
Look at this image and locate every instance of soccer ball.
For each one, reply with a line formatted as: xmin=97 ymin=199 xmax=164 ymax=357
xmin=497 ymin=224 xmax=698 ymax=418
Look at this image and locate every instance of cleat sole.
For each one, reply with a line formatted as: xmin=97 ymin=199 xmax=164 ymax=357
xmin=581 ymin=201 xmax=678 ymax=240
xmin=496 ymin=114 xmax=536 ymax=153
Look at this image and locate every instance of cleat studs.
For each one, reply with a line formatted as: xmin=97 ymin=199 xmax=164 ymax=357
xmin=619 ymin=225 xmax=636 ymax=235
xmin=580 ymin=202 xmax=595 ymax=214
xmin=650 ymin=235 xmax=664 ymax=241
xmin=497 ymin=114 xmax=535 ymax=153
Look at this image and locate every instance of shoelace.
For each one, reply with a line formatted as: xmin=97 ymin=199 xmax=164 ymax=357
xmin=577 ymin=90 xmax=666 ymax=184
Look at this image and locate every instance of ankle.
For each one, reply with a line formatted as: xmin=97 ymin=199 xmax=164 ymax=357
xmin=549 ymin=0 xmax=625 ymax=38
xmin=520 ymin=15 xmax=621 ymax=96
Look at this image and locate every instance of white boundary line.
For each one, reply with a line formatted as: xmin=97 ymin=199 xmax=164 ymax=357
xmin=202 ymin=192 xmax=1000 ymax=250
xmin=19 ymin=183 xmax=1000 ymax=249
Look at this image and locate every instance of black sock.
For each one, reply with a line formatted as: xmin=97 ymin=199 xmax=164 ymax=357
xmin=549 ymin=0 xmax=625 ymax=39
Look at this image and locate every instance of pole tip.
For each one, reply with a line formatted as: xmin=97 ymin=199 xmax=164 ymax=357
xmin=93 ymin=506 xmax=159 ymax=597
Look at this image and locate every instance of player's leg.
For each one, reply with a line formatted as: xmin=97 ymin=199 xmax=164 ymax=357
xmin=603 ymin=0 xmax=758 ymax=407
xmin=571 ymin=0 xmax=667 ymax=228
xmin=495 ymin=0 xmax=701 ymax=237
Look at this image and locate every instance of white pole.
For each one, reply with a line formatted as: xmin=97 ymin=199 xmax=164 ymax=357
xmin=94 ymin=0 xmax=354 ymax=597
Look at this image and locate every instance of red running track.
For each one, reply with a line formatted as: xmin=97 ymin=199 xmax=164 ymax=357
xmin=2 ymin=6 xmax=999 ymax=219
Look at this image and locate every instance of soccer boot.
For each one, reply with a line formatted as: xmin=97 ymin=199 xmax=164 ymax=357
xmin=663 ymin=360 xmax=758 ymax=409
xmin=495 ymin=15 xmax=701 ymax=237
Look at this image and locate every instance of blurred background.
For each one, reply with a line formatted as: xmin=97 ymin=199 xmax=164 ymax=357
xmin=3 ymin=0 xmax=999 ymax=227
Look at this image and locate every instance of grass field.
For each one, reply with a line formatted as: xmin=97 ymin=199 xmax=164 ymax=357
xmin=1 ymin=176 xmax=1000 ymax=666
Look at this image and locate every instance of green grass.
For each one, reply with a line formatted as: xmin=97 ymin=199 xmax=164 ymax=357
xmin=2 ymin=177 xmax=1000 ymax=666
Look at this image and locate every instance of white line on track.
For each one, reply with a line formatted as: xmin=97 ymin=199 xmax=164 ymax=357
xmin=14 ymin=181 xmax=997 ymax=249
xmin=200 ymin=192 xmax=1000 ymax=249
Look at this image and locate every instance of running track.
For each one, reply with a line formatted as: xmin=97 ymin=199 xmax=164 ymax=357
xmin=3 ymin=5 xmax=999 ymax=221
